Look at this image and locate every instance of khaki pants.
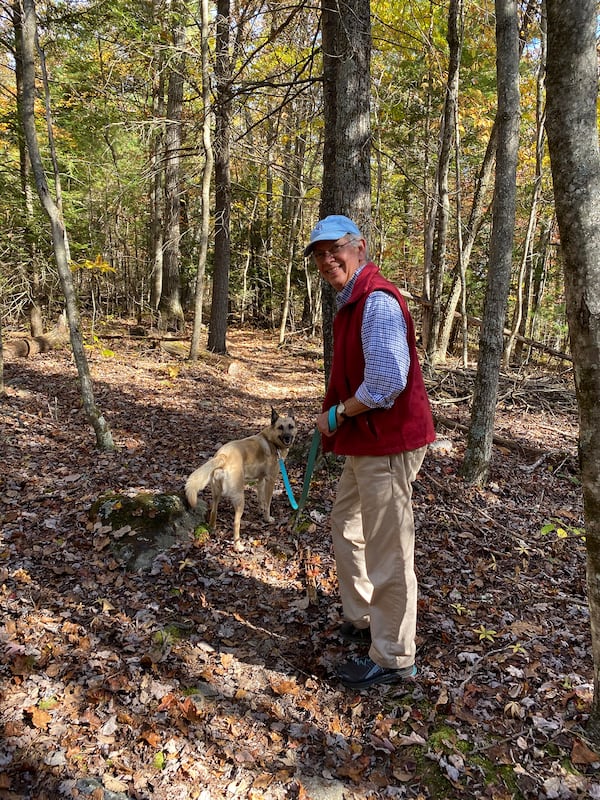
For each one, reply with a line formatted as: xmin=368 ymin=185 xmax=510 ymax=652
xmin=330 ymin=447 xmax=427 ymax=669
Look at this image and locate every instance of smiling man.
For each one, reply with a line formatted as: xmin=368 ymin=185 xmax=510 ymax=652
xmin=305 ymin=214 xmax=436 ymax=689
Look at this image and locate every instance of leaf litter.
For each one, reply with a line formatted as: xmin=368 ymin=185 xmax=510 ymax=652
xmin=0 ymin=328 xmax=597 ymax=799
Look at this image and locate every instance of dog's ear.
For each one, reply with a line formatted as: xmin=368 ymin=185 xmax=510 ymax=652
xmin=271 ymin=406 xmax=279 ymax=425
xmin=287 ymin=408 xmax=295 ymax=420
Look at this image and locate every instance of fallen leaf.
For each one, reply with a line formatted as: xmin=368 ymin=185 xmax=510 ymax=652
xmin=26 ymin=705 xmax=52 ymax=729
xmin=269 ymin=678 xmax=300 ymax=696
xmin=571 ymin=738 xmax=600 ymax=765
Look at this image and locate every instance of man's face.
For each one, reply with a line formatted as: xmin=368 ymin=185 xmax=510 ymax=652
xmin=312 ymin=236 xmax=366 ymax=292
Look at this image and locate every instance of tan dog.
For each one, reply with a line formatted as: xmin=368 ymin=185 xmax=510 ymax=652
xmin=185 ymin=407 xmax=297 ymax=551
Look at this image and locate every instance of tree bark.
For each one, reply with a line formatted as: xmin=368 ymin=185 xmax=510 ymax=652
xmin=18 ymin=0 xmax=114 ymax=451
xmin=425 ymin=0 xmax=463 ymax=368
xmin=319 ymin=0 xmax=371 ymax=383
xmin=158 ymin=0 xmax=186 ymax=332
xmin=435 ymin=0 xmax=539 ymax=365
xmin=461 ymin=0 xmax=520 ymax=485
xmin=504 ymin=8 xmax=546 ymax=368
xmin=189 ymin=0 xmax=214 ymax=360
xmin=207 ymin=0 xmax=232 ymax=354
xmin=545 ymin=0 xmax=600 ymax=739
xmin=149 ymin=0 xmax=166 ymax=316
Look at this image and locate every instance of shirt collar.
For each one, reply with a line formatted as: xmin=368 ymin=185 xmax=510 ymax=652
xmin=336 ymin=264 xmax=367 ymax=309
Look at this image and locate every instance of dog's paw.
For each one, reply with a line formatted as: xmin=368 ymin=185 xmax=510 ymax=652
xmin=233 ymin=540 xmax=244 ymax=553
xmin=265 ymin=514 xmax=275 ymax=524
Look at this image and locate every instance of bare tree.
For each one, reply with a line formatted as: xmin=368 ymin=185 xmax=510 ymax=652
xmin=460 ymin=0 xmax=520 ymax=485
xmin=17 ymin=0 xmax=113 ymax=450
xmin=545 ymin=0 xmax=600 ymax=740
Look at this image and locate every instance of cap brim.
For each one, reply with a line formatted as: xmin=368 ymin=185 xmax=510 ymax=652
xmin=304 ymin=228 xmax=350 ymax=257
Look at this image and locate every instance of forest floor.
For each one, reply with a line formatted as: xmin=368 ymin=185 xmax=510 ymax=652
xmin=1 ymin=324 xmax=598 ymax=800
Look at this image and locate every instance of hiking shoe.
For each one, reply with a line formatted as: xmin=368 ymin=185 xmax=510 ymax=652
xmin=338 ymin=622 xmax=372 ymax=644
xmin=337 ymin=656 xmax=417 ymax=689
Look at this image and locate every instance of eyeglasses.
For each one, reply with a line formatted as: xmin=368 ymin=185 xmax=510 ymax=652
xmin=312 ymin=238 xmax=359 ymax=262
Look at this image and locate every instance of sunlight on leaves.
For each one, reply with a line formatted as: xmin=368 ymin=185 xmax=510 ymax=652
xmin=71 ymin=254 xmax=116 ymax=274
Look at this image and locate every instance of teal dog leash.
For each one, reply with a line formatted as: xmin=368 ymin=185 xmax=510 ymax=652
xmin=278 ymin=428 xmax=321 ymax=513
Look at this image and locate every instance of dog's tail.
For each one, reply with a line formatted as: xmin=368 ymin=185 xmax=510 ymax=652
xmin=185 ymin=457 xmax=220 ymax=507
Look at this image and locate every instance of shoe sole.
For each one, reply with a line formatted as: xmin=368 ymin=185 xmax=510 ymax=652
xmin=340 ymin=664 xmax=417 ymax=689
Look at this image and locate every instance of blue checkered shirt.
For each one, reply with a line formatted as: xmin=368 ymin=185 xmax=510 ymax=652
xmin=336 ymin=265 xmax=410 ymax=409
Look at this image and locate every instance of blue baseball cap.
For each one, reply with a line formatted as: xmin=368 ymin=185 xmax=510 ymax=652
xmin=304 ymin=215 xmax=361 ymax=256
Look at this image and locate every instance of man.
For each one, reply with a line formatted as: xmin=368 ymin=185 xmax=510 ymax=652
xmin=306 ymin=214 xmax=436 ymax=689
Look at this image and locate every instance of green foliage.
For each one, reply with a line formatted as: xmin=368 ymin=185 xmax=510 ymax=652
xmin=0 ymin=0 xmax=566 ymax=354
xmin=193 ymin=525 xmax=210 ymax=543
xmin=540 ymin=520 xmax=586 ymax=542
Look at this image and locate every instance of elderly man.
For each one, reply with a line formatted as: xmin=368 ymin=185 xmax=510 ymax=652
xmin=306 ymin=215 xmax=435 ymax=689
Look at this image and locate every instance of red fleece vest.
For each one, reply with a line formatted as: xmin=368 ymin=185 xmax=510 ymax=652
xmin=322 ymin=262 xmax=436 ymax=456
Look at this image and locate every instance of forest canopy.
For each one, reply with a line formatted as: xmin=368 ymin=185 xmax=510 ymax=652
xmin=0 ymin=0 xmax=566 ymax=362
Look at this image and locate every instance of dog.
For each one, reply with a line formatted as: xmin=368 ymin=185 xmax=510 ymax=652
xmin=185 ymin=407 xmax=297 ymax=552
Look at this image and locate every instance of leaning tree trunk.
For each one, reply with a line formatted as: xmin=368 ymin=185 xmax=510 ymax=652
xmin=18 ymin=0 xmax=114 ymax=451
xmin=545 ymin=0 xmax=600 ymax=741
xmin=460 ymin=0 xmax=520 ymax=485
xmin=319 ymin=0 xmax=371 ymax=383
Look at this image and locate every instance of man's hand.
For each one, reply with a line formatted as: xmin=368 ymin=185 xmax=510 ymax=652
xmin=317 ymin=410 xmax=336 ymax=436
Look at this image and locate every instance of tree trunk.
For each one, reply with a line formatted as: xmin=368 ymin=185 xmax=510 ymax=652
xmin=425 ymin=0 xmax=463 ymax=368
xmin=319 ymin=0 xmax=371 ymax=383
xmin=158 ymin=0 xmax=186 ymax=333
xmin=504 ymin=10 xmax=546 ymax=368
xmin=149 ymin=0 xmax=166 ymax=316
xmin=279 ymin=108 xmax=307 ymax=345
xmin=435 ymin=0 xmax=539 ymax=365
xmin=12 ymin=0 xmax=41 ymax=325
xmin=18 ymin=0 xmax=114 ymax=452
xmin=207 ymin=0 xmax=232 ymax=355
xmin=189 ymin=0 xmax=214 ymax=360
xmin=545 ymin=0 xmax=600 ymax=740
xmin=461 ymin=0 xmax=520 ymax=485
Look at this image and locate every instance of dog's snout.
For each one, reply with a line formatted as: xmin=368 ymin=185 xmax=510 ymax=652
xmin=282 ymin=434 xmax=293 ymax=445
